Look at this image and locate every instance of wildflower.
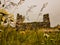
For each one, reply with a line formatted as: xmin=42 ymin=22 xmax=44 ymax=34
xmin=0 ymin=29 xmax=3 ymax=32
xmin=20 ymin=31 xmax=25 ymax=35
xmin=44 ymin=33 xmax=49 ymax=39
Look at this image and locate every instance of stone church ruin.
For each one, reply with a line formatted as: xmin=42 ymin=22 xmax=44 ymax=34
xmin=16 ymin=13 xmax=50 ymax=31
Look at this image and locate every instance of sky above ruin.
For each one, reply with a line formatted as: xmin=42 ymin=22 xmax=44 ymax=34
xmin=0 ymin=0 xmax=60 ymax=27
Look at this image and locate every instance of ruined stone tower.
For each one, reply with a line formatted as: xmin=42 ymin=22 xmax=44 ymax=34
xmin=43 ymin=14 xmax=50 ymax=27
xmin=16 ymin=13 xmax=25 ymax=31
xmin=16 ymin=13 xmax=25 ymax=23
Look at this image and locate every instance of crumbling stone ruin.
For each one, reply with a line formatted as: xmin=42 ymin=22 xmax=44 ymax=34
xmin=16 ymin=13 xmax=50 ymax=31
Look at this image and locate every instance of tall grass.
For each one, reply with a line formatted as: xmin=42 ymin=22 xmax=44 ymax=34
xmin=0 ymin=24 xmax=60 ymax=45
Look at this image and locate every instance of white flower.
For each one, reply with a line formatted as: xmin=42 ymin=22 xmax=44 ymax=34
xmin=44 ymin=33 xmax=49 ymax=38
xmin=10 ymin=22 xmax=15 ymax=27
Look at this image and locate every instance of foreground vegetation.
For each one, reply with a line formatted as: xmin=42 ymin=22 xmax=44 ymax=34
xmin=0 ymin=7 xmax=60 ymax=45
xmin=0 ymin=25 xmax=60 ymax=45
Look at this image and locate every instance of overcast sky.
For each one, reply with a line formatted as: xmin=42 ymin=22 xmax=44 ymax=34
xmin=0 ymin=0 xmax=60 ymax=27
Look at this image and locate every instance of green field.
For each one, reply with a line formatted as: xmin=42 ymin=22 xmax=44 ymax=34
xmin=0 ymin=25 xmax=60 ymax=45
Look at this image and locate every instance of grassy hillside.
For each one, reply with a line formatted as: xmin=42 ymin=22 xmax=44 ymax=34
xmin=0 ymin=25 xmax=60 ymax=45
